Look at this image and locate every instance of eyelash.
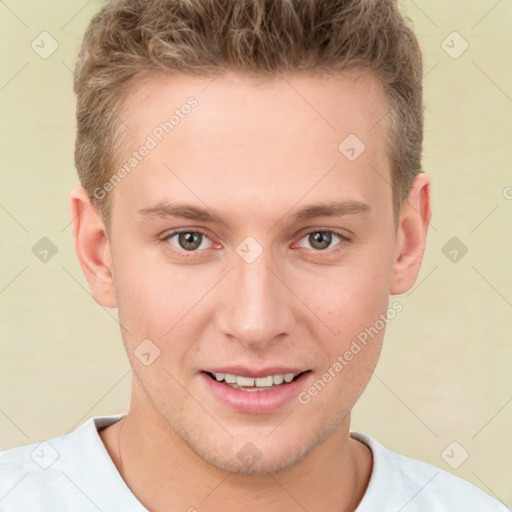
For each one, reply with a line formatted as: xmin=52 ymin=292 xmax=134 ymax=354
xmin=161 ymin=229 xmax=351 ymax=260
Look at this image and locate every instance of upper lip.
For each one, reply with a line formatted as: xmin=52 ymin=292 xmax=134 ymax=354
xmin=202 ymin=366 xmax=310 ymax=378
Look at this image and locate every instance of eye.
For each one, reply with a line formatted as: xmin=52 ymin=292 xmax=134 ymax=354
xmin=164 ymin=230 xmax=213 ymax=252
xmin=296 ymin=230 xmax=346 ymax=252
xmin=162 ymin=228 xmax=349 ymax=258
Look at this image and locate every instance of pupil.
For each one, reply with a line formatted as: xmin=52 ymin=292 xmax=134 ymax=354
xmin=180 ymin=232 xmax=201 ymax=250
xmin=311 ymin=231 xmax=331 ymax=250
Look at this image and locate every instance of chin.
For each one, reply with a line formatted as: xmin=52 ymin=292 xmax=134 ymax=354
xmin=184 ymin=420 xmax=336 ymax=475
xmin=199 ymin=442 xmax=310 ymax=475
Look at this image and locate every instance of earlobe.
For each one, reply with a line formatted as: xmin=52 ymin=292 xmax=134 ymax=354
xmin=390 ymin=173 xmax=432 ymax=295
xmin=69 ymin=187 xmax=117 ymax=308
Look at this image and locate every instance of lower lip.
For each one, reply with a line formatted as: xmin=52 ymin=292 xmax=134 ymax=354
xmin=200 ymin=372 xmax=311 ymax=414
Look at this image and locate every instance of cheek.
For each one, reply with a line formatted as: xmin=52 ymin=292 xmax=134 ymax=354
xmin=296 ymin=252 xmax=394 ymax=338
xmin=111 ymin=249 xmax=178 ymax=342
xmin=112 ymin=251 xmax=213 ymax=365
xmin=292 ymin=250 xmax=393 ymax=403
xmin=298 ymin=269 xmax=389 ymax=413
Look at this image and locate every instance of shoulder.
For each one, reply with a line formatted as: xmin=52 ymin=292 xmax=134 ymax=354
xmin=351 ymin=432 xmax=509 ymax=512
xmin=0 ymin=430 xmax=81 ymax=511
xmin=0 ymin=415 xmax=126 ymax=512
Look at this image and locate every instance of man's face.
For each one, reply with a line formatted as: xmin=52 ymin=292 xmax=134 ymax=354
xmin=107 ymin=71 xmax=399 ymax=472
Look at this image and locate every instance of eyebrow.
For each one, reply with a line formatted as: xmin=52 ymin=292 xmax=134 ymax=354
xmin=137 ymin=199 xmax=370 ymax=226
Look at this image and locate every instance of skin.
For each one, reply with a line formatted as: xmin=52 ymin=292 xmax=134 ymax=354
xmin=70 ymin=71 xmax=431 ymax=512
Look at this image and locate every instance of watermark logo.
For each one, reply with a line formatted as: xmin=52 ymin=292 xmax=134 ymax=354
xmin=441 ymin=441 xmax=469 ymax=469
xmin=134 ymin=338 xmax=161 ymax=366
xmin=31 ymin=31 xmax=58 ymax=59
xmin=31 ymin=441 xmax=59 ymax=469
xmin=442 ymin=236 xmax=468 ymax=263
xmin=441 ymin=31 xmax=469 ymax=59
xmin=338 ymin=133 xmax=366 ymax=162
xmin=32 ymin=237 xmax=58 ymax=263
xmin=236 ymin=442 xmax=262 ymax=469
xmin=236 ymin=236 xmax=263 ymax=264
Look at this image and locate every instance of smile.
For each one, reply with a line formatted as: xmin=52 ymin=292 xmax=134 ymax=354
xmin=206 ymin=371 xmax=304 ymax=391
xmin=201 ymin=369 xmax=312 ymax=414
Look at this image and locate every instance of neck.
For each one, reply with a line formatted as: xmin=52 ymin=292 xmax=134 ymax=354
xmin=100 ymin=392 xmax=372 ymax=512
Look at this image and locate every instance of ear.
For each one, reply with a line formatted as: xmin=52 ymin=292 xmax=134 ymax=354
xmin=69 ymin=187 xmax=117 ymax=308
xmin=390 ymin=173 xmax=432 ymax=295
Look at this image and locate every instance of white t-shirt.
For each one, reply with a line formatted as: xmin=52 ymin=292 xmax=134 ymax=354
xmin=0 ymin=415 xmax=508 ymax=511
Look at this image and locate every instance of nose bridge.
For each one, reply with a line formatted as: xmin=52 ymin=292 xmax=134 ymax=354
xmin=216 ymin=241 xmax=293 ymax=348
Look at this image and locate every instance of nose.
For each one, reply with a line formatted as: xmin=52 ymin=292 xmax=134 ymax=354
xmin=215 ymin=246 xmax=295 ymax=351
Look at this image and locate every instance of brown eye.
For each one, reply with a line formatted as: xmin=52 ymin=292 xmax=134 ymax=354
xmin=308 ymin=231 xmax=333 ymax=250
xmin=166 ymin=231 xmax=211 ymax=252
xmin=296 ymin=230 xmax=346 ymax=253
xmin=178 ymin=232 xmax=202 ymax=251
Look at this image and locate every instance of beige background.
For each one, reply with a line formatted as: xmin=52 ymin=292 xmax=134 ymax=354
xmin=1 ymin=0 xmax=511 ymax=506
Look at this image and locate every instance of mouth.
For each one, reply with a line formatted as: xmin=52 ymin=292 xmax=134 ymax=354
xmin=203 ymin=370 xmax=309 ymax=392
xmin=200 ymin=368 xmax=312 ymax=414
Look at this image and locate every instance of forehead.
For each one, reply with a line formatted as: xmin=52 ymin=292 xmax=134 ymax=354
xmin=111 ymin=70 xmax=391 ymax=223
xmin=122 ymin=69 xmax=388 ymax=148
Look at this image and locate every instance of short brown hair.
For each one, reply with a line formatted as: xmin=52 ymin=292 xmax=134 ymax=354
xmin=73 ymin=0 xmax=423 ymax=227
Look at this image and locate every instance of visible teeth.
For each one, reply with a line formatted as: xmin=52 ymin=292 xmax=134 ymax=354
xmin=255 ymin=376 xmax=273 ymax=387
xmin=211 ymin=371 xmax=301 ymax=388
xmin=237 ymin=376 xmax=255 ymax=387
xmin=273 ymin=374 xmax=284 ymax=385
